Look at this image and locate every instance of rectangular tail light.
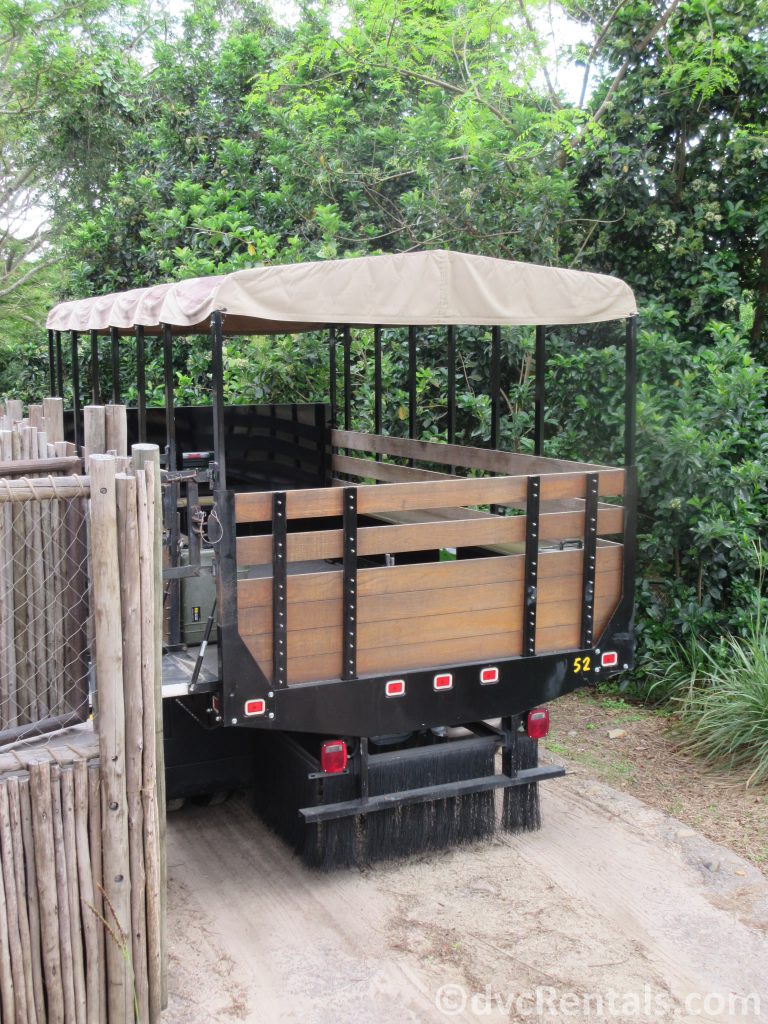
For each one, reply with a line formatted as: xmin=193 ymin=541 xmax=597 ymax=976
xmin=385 ymin=679 xmax=406 ymax=697
xmin=433 ymin=673 xmax=453 ymax=691
xmin=480 ymin=667 xmax=499 ymax=685
xmin=321 ymin=740 xmax=348 ymax=774
xmin=244 ymin=698 xmax=266 ymax=717
xmin=526 ymin=708 xmax=550 ymax=740
xmin=601 ymin=651 xmax=619 ymax=668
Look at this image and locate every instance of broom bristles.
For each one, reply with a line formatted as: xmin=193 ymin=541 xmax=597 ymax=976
xmin=252 ymin=730 xmax=541 ymax=869
xmin=502 ymin=732 xmax=541 ymax=833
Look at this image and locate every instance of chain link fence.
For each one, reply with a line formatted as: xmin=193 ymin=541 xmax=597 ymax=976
xmin=0 ymin=484 xmax=91 ymax=746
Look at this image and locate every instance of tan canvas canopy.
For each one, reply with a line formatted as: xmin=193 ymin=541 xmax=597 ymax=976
xmin=45 ymin=249 xmax=637 ymax=334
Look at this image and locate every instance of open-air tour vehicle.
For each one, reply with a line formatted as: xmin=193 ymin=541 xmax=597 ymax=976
xmin=45 ymin=248 xmax=638 ymax=867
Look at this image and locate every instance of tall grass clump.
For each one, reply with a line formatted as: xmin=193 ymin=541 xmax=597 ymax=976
xmin=673 ymin=608 xmax=768 ymax=787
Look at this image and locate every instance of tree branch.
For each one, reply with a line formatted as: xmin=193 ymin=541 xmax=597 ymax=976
xmin=591 ymin=0 xmax=684 ymax=125
xmin=0 ymin=258 xmax=55 ymax=301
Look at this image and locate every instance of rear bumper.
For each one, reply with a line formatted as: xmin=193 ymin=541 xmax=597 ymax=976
xmin=224 ymin=639 xmax=633 ymax=736
xmin=300 ymin=764 xmax=565 ymax=822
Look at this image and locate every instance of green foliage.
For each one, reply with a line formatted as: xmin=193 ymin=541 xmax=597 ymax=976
xmin=654 ymin=597 xmax=768 ymax=786
xmin=0 ymin=0 xmax=766 ymax=740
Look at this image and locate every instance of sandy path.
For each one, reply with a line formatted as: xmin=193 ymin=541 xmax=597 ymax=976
xmin=163 ymin=772 xmax=767 ymax=1023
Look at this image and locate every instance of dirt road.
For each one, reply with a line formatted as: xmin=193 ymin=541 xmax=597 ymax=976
xmin=163 ymin=770 xmax=767 ymax=1023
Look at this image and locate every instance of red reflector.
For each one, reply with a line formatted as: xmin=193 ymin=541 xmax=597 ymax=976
xmin=433 ymin=673 xmax=453 ymax=691
xmin=480 ymin=667 xmax=499 ymax=685
xmin=526 ymin=708 xmax=550 ymax=740
xmin=385 ymin=679 xmax=406 ymax=698
xmin=321 ymin=740 xmax=348 ymax=774
xmin=211 ymin=695 xmax=221 ymax=713
xmin=601 ymin=651 xmax=619 ymax=668
xmin=244 ymin=698 xmax=265 ymax=717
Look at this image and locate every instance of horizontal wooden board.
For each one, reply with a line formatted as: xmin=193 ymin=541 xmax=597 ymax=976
xmin=235 ymin=466 xmax=625 ymax=522
xmin=242 ymin=620 xmax=609 ymax=684
xmin=237 ymin=544 xmax=623 ymax=610
xmin=241 ymin=588 xmax=617 ymax=661
xmin=238 ymin=570 xmax=622 ymax=637
xmin=332 ymin=429 xmax=614 ymax=476
xmin=332 ymin=454 xmax=453 ymax=483
xmin=236 ymin=506 xmax=625 ymax=566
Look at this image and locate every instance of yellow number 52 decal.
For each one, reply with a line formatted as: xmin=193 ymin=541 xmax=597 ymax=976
xmin=573 ymin=655 xmax=592 ymax=674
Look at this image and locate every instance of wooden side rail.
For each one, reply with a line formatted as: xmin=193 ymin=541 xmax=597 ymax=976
xmin=332 ymin=429 xmax=614 ymax=476
xmin=235 ymin=467 xmax=625 ymax=523
xmin=236 ymin=505 xmax=624 ymax=566
xmin=331 ymin=454 xmax=454 ymax=483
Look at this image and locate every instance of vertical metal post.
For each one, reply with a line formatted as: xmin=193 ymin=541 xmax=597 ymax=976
xmin=342 ymin=325 xmax=352 ymax=431
xmin=90 ymin=329 xmax=101 ymax=405
xmin=210 ymin=312 xmax=226 ymax=490
xmin=624 ymin=316 xmax=637 ymax=468
xmin=522 ymin=476 xmax=540 ymax=656
xmin=163 ymin=322 xmax=177 ymax=473
xmin=534 ymin=325 xmax=546 ymax=456
xmin=446 ymin=325 xmax=456 ymax=445
xmin=70 ymin=331 xmax=81 ymax=451
xmin=358 ymin=736 xmax=369 ymax=802
xmin=55 ymin=331 xmax=63 ymax=398
xmin=408 ymin=325 xmax=417 ymax=441
xmin=490 ymin=325 xmax=501 ymax=450
xmin=373 ymin=326 xmax=382 ymax=441
xmin=272 ymin=491 xmax=288 ymax=689
xmin=342 ymin=486 xmax=358 ymax=680
xmin=136 ymin=325 xmax=147 ymax=443
xmin=110 ymin=326 xmax=120 ymax=403
xmin=328 ymin=327 xmax=337 ymax=430
xmin=581 ymin=473 xmax=599 ymax=649
xmin=47 ymin=330 xmax=55 ymax=395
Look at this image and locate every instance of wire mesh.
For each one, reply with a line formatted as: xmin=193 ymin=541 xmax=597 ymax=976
xmin=0 ymin=488 xmax=91 ymax=746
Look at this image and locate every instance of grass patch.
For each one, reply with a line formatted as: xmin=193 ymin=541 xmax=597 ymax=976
xmin=673 ymin=614 xmax=768 ymax=787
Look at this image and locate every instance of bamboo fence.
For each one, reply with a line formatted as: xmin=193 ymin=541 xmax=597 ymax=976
xmin=0 ymin=400 xmax=166 ymax=1024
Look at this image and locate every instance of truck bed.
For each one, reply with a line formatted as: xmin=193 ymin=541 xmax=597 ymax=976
xmin=229 ymin=431 xmax=628 ymax=687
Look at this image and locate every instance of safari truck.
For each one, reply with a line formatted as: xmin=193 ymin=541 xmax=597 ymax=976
xmin=45 ymin=249 xmax=638 ymax=867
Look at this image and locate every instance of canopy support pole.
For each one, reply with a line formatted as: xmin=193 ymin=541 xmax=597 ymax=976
xmin=70 ymin=331 xmax=81 ymax=452
xmin=90 ymin=329 xmax=101 ymax=405
xmin=447 ymin=325 xmax=456 ymax=446
xmin=373 ymin=326 xmax=382 ymax=461
xmin=490 ymin=326 xmax=501 ymax=450
xmin=110 ymin=326 xmax=120 ymax=403
xmin=162 ymin=323 xmax=176 ymax=473
xmin=55 ymin=331 xmax=63 ymax=398
xmin=210 ymin=312 xmax=226 ymax=490
xmin=534 ymin=325 xmax=546 ymax=456
xmin=135 ymin=325 xmax=147 ymax=443
xmin=408 ymin=326 xmax=417 ymax=442
xmin=328 ymin=327 xmax=337 ymax=430
xmin=47 ymin=330 xmax=55 ymax=395
xmin=624 ymin=316 xmax=637 ymax=468
xmin=342 ymin=326 xmax=352 ymax=431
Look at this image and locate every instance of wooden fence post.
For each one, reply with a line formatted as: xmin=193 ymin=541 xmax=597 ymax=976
xmin=89 ymin=454 xmax=133 ymax=1023
xmin=131 ymin=442 xmax=166 ymax=1010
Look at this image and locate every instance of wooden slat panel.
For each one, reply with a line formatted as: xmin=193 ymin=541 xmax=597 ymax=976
xmin=238 ymin=570 xmax=622 ymax=636
xmin=240 ymin=584 xmax=620 ymax=661
xmin=332 ymin=455 xmax=453 ymax=482
xmin=235 ymin=467 xmax=625 ymax=522
xmin=237 ymin=543 xmax=623 ymax=609
xmin=236 ymin=506 xmax=625 ymax=565
xmin=243 ymin=623 xmax=591 ymax=685
xmin=332 ymin=429 xmax=615 ymax=475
